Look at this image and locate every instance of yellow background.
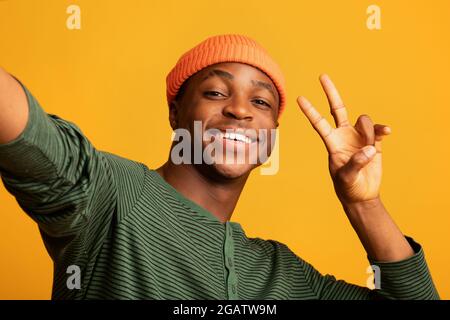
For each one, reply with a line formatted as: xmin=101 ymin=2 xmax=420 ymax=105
xmin=1 ymin=0 xmax=449 ymax=299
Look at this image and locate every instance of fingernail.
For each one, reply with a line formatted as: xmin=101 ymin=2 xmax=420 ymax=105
xmin=363 ymin=146 xmax=376 ymax=158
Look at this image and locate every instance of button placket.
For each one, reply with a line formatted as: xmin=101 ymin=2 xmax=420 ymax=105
xmin=227 ymin=257 xmax=233 ymax=268
xmin=224 ymin=222 xmax=238 ymax=299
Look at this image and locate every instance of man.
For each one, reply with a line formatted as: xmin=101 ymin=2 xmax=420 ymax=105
xmin=0 ymin=34 xmax=440 ymax=299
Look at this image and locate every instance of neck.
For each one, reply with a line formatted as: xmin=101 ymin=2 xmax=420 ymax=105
xmin=156 ymin=161 xmax=249 ymax=223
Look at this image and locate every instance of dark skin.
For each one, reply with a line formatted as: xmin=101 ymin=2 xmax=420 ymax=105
xmin=156 ymin=62 xmax=280 ymax=223
xmin=156 ymin=62 xmax=414 ymax=261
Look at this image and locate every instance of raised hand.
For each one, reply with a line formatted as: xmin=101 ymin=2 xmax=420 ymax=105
xmin=297 ymin=74 xmax=391 ymax=205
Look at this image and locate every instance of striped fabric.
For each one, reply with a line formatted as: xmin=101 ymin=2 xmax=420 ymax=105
xmin=0 ymin=80 xmax=440 ymax=300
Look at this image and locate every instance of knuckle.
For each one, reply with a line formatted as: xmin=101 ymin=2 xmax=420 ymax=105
xmin=312 ymin=116 xmax=324 ymax=126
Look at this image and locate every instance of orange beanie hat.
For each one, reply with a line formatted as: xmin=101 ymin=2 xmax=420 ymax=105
xmin=166 ymin=34 xmax=287 ymax=117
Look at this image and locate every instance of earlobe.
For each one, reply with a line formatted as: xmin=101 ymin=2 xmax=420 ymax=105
xmin=169 ymin=101 xmax=179 ymax=130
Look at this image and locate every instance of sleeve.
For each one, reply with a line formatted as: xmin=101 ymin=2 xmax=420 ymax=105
xmin=0 ymin=78 xmax=117 ymax=261
xmin=297 ymin=236 xmax=440 ymax=300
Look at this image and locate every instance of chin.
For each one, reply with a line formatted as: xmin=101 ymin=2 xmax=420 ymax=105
xmin=209 ymin=163 xmax=255 ymax=180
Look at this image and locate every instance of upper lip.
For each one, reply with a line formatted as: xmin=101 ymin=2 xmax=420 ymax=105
xmin=208 ymin=126 xmax=258 ymax=143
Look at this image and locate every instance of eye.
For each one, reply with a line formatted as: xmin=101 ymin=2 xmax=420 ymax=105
xmin=253 ymin=98 xmax=271 ymax=108
xmin=204 ymin=91 xmax=226 ymax=97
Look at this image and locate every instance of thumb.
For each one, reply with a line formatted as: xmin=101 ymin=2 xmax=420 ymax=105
xmin=339 ymin=145 xmax=376 ymax=181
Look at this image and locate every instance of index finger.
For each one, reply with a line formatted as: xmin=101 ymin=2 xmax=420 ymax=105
xmin=297 ymin=96 xmax=333 ymax=143
xmin=319 ymin=74 xmax=350 ymax=128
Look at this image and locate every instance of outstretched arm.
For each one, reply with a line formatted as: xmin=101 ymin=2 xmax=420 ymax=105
xmin=0 ymin=70 xmax=117 ymax=257
xmin=0 ymin=67 xmax=29 ymax=144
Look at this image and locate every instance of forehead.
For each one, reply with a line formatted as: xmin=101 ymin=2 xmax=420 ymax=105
xmin=194 ymin=62 xmax=273 ymax=83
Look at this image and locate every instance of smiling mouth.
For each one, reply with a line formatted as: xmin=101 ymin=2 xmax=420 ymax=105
xmin=223 ymin=131 xmax=254 ymax=144
xmin=208 ymin=129 xmax=258 ymax=144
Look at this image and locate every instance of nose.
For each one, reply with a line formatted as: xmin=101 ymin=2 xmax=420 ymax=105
xmin=222 ymin=96 xmax=253 ymax=121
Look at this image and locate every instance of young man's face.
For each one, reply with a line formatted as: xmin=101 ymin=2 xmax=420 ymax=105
xmin=170 ymin=62 xmax=280 ymax=179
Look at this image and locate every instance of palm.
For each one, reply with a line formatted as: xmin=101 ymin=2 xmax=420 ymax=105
xmin=297 ymin=75 xmax=390 ymax=204
xmin=327 ymin=125 xmax=382 ymax=202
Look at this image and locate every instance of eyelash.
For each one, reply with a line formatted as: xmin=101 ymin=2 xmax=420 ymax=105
xmin=204 ymin=91 xmax=272 ymax=108
xmin=204 ymin=91 xmax=225 ymax=97
xmin=253 ymin=99 xmax=271 ymax=108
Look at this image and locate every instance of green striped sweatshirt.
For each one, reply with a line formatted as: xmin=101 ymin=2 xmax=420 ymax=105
xmin=0 ymin=80 xmax=440 ymax=300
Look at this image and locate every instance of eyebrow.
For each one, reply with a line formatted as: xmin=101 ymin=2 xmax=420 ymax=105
xmin=200 ymin=69 xmax=278 ymax=101
xmin=201 ymin=69 xmax=234 ymax=82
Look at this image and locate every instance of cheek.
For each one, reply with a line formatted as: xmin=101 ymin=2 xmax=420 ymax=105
xmin=257 ymin=120 xmax=278 ymax=151
xmin=193 ymin=100 xmax=222 ymax=119
xmin=179 ymin=101 xmax=218 ymax=130
xmin=258 ymin=115 xmax=278 ymax=132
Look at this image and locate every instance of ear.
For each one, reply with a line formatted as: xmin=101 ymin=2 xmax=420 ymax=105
xmin=169 ymin=101 xmax=180 ymax=130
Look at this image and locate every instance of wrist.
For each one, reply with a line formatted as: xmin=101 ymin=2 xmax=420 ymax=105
xmin=342 ymin=197 xmax=383 ymax=216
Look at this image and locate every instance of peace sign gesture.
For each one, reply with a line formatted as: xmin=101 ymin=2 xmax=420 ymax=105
xmin=297 ymin=74 xmax=391 ymax=205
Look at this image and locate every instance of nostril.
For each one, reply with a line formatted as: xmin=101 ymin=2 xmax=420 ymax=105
xmin=223 ymin=106 xmax=253 ymax=121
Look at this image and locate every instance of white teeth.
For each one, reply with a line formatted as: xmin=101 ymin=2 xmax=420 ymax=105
xmin=223 ymin=132 xmax=251 ymax=143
